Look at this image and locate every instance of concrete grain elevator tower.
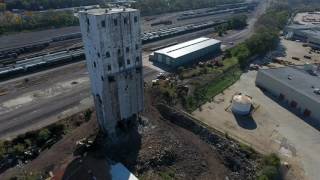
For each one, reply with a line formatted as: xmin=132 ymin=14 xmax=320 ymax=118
xmin=78 ymin=8 xmax=144 ymax=137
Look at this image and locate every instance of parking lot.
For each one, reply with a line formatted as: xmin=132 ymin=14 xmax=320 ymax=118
xmin=275 ymin=38 xmax=320 ymax=65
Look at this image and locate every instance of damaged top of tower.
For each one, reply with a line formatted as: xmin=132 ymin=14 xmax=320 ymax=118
xmin=79 ymin=8 xmax=137 ymax=16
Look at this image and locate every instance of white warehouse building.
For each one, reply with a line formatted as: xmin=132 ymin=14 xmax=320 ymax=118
xmin=79 ymin=8 xmax=144 ymax=136
xmin=256 ymin=66 xmax=320 ymax=128
xmin=151 ymin=37 xmax=221 ymax=68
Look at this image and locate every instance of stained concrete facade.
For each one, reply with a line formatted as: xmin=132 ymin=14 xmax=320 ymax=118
xmin=79 ymin=8 xmax=143 ymax=135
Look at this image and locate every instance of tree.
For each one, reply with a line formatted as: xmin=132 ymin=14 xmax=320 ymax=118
xmin=13 ymin=143 xmax=25 ymax=155
xmin=258 ymin=166 xmax=279 ymax=180
xmin=228 ymin=15 xmax=248 ymax=29
xmin=37 ymin=129 xmax=51 ymax=144
xmin=0 ymin=3 xmax=6 ymax=12
xmin=231 ymin=43 xmax=251 ymax=67
xmin=0 ymin=141 xmax=6 ymax=159
xmin=84 ymin=109 xmax=93 ymax=122
xmin=262 ymin=153 xmax=281 ymax=167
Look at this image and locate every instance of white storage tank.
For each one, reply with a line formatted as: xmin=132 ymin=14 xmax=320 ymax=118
xmin=231 ymin=94 xmax=253 ymax=115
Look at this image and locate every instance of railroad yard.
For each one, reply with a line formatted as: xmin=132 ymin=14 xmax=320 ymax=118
xmin=0 ymin=2 xmax=258 ymax=79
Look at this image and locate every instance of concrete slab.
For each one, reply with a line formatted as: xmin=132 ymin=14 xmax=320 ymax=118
xmin=193 ymin=70 xmax=320 ymax=180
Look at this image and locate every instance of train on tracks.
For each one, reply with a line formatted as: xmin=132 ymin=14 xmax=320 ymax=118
xmin=0 ymin=33 xmax=82 ymax=62
xmin=0 ymin=49 xmax=84 ymax=79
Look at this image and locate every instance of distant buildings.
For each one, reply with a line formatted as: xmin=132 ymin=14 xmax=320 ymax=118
xmin=256 ymin=65 xmax=320 ymax=126
xmin=285 ymin=24 xmax=320 ymax=49
xmin=150 ymin=37 xmax=221 ymax=68
xmin=79 ymin=8 xmax=144 ymax=136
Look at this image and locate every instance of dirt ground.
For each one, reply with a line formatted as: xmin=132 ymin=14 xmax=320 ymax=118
xmin=0 ymin=110 xmax=100 ymax=179
xmin=1 ymin=88 xmax=252 ymax=180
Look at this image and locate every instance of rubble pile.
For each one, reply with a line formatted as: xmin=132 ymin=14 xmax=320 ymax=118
xmin=157 ymin=103 xmax=260 ymax=179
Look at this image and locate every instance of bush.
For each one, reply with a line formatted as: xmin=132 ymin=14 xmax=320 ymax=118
xmin=0 ymin=141 xmax=6 ymax=159
xmin=258 ymin=165 xmax=279 ymax=180
xmin=257 ymin=174 xmax=269 ymax=180
xmin=13 ymin=144 xmax=25 ymax=155
xmin=37 ymin=129 xmax=51 ymax=144
xmin=239 ymin=143 xmax=255 ymax=154
xmin=262 ymin=153 xmax=281 ymax=167
xmin=84 ymin=109 xmax=93 ymax=122
xmin=258 ymin=153 xmax=281 ymax=180
xmin=47 ymin=123 xmax=65 ymax=136
xmin=158 ymin=168 xmax=175 ymax=180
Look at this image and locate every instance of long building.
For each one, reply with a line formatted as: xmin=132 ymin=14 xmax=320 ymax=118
xmin=285 ymin=24 xmax=320 ymax=49
xmin=78 ymin=8 xmax=144 ymax=136
xmin=151 ymin=37 xmax=221 ymax=68
xmin=256 ymin=65 xmax=320 ymax=127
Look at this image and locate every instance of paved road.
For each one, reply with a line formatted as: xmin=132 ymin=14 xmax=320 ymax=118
xmin=218 ymin=0 xmax=268 ymax=47
xmin=0 ymin=64 xmax=159 ymax=139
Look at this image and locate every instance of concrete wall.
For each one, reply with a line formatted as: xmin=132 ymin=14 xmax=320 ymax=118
xmin=79 ymin=9 xmax=143 ymax=135
xmin=256 ymin=71 xmax=320 ymax=124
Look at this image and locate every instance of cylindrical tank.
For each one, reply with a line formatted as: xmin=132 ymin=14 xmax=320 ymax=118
xmin=231 ymin=94 xmax=252 ymax=115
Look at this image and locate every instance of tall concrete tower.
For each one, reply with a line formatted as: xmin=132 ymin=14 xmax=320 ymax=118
xmin=78 ymin=8 xmax=144 ymax=136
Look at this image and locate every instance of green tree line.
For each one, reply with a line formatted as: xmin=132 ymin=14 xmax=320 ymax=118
xmin=226 ymin=9 xmax=289 ymax=68
xmin=0 ymin=10 xmax=78 ymax=35
xmin=6 ymin=0 xmax=101 ymax=11
xmin=216 ymin=15 xmax=248 ymax=36
xmin=5 ymin=0 xmax=243 ymax=13
xmin=181 ymin=8 xmax=289 ymax=112
xmin=133 ymin=0 xmax=243 ymax=15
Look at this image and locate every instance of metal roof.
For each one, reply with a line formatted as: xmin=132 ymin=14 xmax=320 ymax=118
xmin=259 ymin=66 xmax=320 ymax=103
xmin=155 ymin=37 xmax=221 ymax=59
xmin=287 ymin=24 xmax=320 ymax=31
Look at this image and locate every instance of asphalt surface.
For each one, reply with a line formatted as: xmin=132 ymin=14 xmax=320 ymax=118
xmin=0 ymin=63 xmax=159 ymax=139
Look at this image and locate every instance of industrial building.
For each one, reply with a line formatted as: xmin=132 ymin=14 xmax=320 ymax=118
xmin=256 ymin=65 xmax=320 ymax=125
xmin=150 ymin=37 xmax=221 ymax=68
xmin=79 ymin=8 xmax=144 ymax=136
xmin=285 ymin=24 xmax=320 ymax=49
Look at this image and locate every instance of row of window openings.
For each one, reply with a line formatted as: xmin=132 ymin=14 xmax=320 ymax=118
xmin=101 ymin=16 xmax=138 ymax=27
xmin=100 ymin=71 xmax=139 ymax=83
xmin=93 ymin=56 xmax=140 ymax=70
xmin=96 ymin=45 xmax=139 ymax=58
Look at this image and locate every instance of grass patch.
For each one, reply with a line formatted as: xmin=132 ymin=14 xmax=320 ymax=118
xmin=204 ymin=67 xmax=242 ymax=99
xmin=183 ymin=66 xmax=242 ymax=112
xmin=238 ymin=142 xmax=258 ymax=159
xmin=257 ymin=153 xmax=281 ymax=180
